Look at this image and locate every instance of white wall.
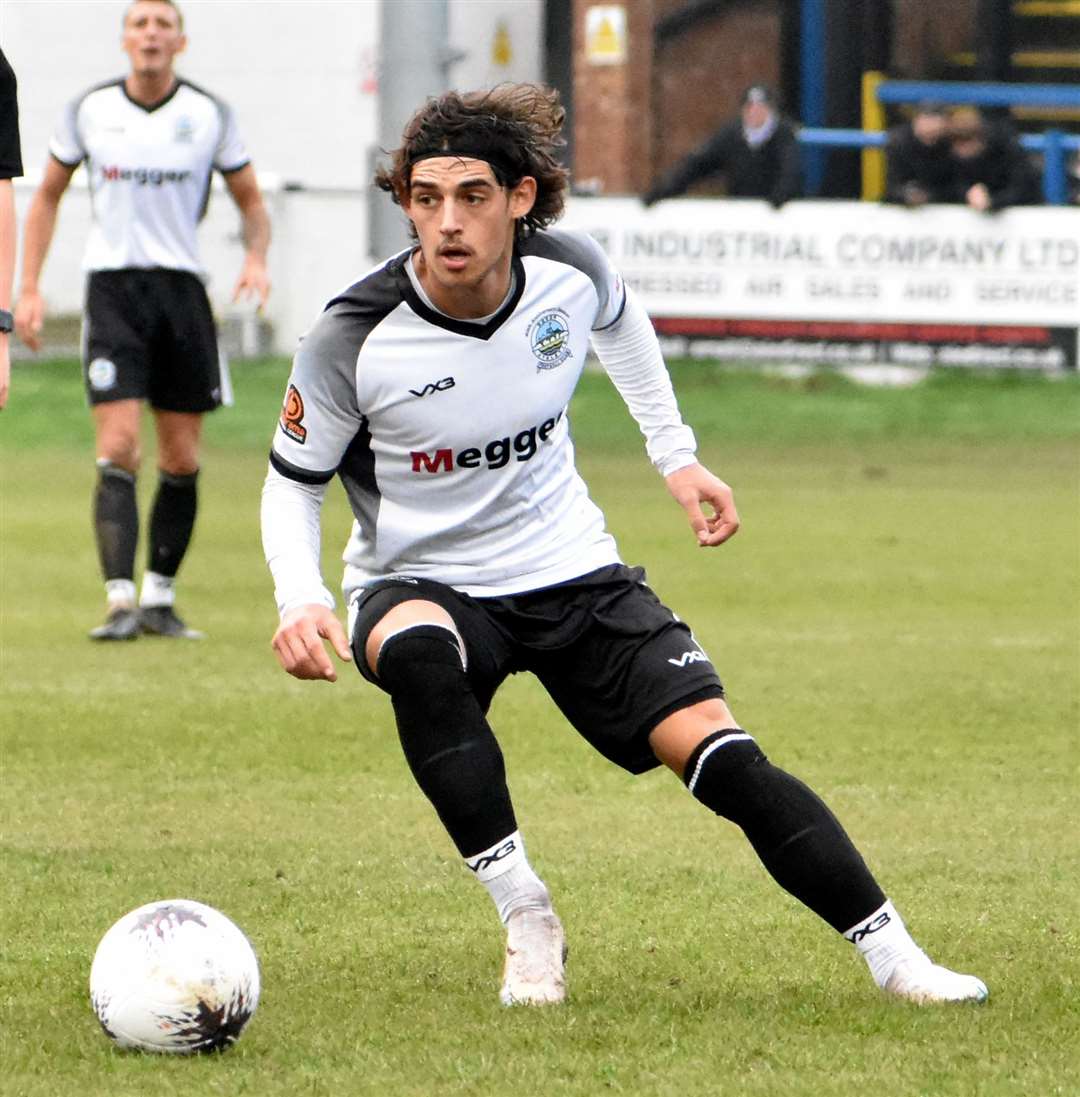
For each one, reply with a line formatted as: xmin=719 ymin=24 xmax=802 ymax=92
xmin=5 ymin=0 xmax=381 ymax=188
xmin=4 ymin=0 xmax=544 ymax=355
xmin=448 ymin=0 xmax=544 ymax=91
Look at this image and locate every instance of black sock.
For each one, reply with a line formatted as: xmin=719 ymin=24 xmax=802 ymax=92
xmin=376 ymin=624 xmax=517 ymax=856
xmin=93 ymin=461 xmax=138 ymax=583
xmin=686 ymin=731 xmax=886 ymax=932
xmin=147 ymin=470 xmax=198 ymax=579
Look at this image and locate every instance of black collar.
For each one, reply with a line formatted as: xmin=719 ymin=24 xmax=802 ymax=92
xmin=121 ymin=77 xmax=183 ymax=114
xmin=391 ymin=252 xmax=526 ymax=341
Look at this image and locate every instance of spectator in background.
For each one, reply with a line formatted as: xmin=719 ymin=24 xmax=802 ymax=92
xmin=0 ymin=46 xmax=21 ymax=410
xmin=884 ymin=101 xmax=953 ymax=207
xmin=946 ymin=107 xmax=1039 ymax=212
xmin=643 ymin=84 xmax=801 ymax=209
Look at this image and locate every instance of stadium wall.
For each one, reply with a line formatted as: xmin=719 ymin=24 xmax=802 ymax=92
xmin=15 ymin=180 xmax=1077 ymax=369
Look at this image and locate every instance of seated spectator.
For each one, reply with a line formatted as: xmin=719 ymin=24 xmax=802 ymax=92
xmin=644 ymin=84 xmax=800 ymax=209
xmin=884 ymin=101 xmax=953 ymax=207
xmin=946 ymin=107 xmax=1039 ymax=212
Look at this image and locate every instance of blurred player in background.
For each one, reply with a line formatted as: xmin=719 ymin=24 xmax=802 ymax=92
xmin=15 ymin=0 xmax=270 ymax=640
xmin=262 ymin=84 xmax=986 ymax=1009
xmin=0 ymin=46 xmax=22 ymax=410
xmin=644 ymin=84 xmax=801 ymax=209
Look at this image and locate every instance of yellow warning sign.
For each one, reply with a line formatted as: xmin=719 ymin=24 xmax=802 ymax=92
xmin=492 ymin=20 xmax=512 ymax=68
xmin=585 ymin=5 xmax=627 ymax=66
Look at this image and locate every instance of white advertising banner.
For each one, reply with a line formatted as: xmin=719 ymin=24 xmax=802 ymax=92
xmin=561 ymin=197 xmax=1080 ymax=369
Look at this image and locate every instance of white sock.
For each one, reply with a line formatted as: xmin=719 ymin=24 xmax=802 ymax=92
xmin=139 ymin=571 xmax=176 ymax=608
xmin=105 ymin=579 xmax=137 ymax=610
xmin=464 ymin=830 xmax=552 ymax=925
xmin=843 ymin=899 xmax=930 ymax=988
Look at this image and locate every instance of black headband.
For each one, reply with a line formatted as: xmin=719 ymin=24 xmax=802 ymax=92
xmin=407 ymin=143 xmax=524 ymax=184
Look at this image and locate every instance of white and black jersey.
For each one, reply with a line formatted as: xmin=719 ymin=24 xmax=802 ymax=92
xmin=263 ymin=229 xmax=697 ymax=610
xmin=50 ymin=78 xmax=249 ymax=273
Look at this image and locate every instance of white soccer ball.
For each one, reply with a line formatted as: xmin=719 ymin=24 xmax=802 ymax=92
xmin=89 ymin=898 xmax=260 ymax=1053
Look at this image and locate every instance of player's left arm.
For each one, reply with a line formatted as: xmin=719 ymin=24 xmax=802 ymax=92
xmin=223 ymin=164 xmax=271 ymax=306
xmin=589 ymin=279 xmax=740 ymax=548
xmin=664 ymin=463 xmax=740 ymax=547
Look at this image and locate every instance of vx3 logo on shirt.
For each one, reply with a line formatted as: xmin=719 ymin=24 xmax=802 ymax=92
xmin=408 ymin=375 xmax=456 ymax=398
xmin=668 ymin=649 xmax=708 ymax=667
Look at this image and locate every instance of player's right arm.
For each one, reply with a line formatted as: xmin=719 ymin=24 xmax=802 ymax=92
xmin=15 ymin=157 xmax=76 ymax=351
xmin=261 ymin=469 xmax=352 ymax=682
xmin=261 ymin=306 xmax=365 ymax=682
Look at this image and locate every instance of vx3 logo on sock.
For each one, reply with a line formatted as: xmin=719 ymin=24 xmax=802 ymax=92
xmin=848 ymin=911 xmax=891 ymax=943
xmin=668 ymin=649 xmax=707 ymax=667
xmin=467 ymin=838 xmax=516 ymax=874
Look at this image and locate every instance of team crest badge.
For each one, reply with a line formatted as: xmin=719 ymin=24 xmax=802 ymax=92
xmin=174 ymin=116 xmax=194 ymax=143
xmin=87 ymin=358 xmax=117 ymax=391
xmin=527 ymin=309 xmax=572 ymax=370
xmin=279 ymin=384 xmax=307 ymax=444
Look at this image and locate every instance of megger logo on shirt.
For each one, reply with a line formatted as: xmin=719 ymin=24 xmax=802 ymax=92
xmin=100 ymin=164 xmax=194 ymax=185
xmin=411 ymin=412 xmax=563 ymax=473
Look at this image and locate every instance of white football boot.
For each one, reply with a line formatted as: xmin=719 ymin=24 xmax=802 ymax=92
xmin=499 ymin=909 xmax=567 ymax=1006
xmin=884 ymin=958 xmax=988 ymax=1004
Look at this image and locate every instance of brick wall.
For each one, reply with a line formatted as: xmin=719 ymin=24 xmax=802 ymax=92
xmin=570 ymin=0 xmax=979 ymax=196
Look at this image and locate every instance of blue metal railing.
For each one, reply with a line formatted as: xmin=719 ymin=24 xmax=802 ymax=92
xmin=795 ymin=81 xmax=1080 ymax=204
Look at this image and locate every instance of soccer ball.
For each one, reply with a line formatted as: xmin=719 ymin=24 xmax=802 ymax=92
xmin=89 ymin=898 xmax=260 ymax=1053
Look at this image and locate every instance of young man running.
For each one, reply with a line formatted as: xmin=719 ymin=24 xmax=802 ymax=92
xmin=16 ymin=0 xmax=270 ymax=640
xmin=261 ymin=84 xmax=987 ymax=1008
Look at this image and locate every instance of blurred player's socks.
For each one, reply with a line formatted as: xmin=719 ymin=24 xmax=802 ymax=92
xmin=94 ymin=459 xmax=138 ymax=603
xmin=843 ymin=899 xmax=927 ymax=986
xmin=139 ymin=571 xmax=176 ymax=608
xmin=147 ymin=469 xmax=198 ymax=581
xmin=684 ymin=729 xmax=885 ymax=931
xmin=465 ymin=830 xmax=552 ymax=924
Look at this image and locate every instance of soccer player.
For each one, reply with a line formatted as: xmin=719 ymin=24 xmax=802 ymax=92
xmin=15 ymin=0 xmax=270 ymax=640
xmin=261 ymin=84 xmax=987 ymax=1008
xmin=0 ymin=46 xmax=21 ymax=410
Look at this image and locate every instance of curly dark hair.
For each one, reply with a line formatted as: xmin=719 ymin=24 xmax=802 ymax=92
xmin=374 ymin=84 xmax=570 ymax=239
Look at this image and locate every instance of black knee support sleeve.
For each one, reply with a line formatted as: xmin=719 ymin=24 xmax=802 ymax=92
xmin=148 ymin=470 xmax=198 ymax=578
xmin=685 ymin=730 xmax=885 ymax=933
xmin=376 ymin=624 xmax=517 ymax=857
xmin=93 ymin=461 xmax=138 ymax=581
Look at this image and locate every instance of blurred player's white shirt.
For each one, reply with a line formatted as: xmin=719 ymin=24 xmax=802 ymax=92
xmin=50 ymin=79 xmax=249 ymax=274
xmin=266 ymin=229 xmax=696 ymax=603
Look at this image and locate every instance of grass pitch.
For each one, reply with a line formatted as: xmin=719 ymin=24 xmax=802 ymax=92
xmin=1 ymin=359 xmax=1077 ymax=1097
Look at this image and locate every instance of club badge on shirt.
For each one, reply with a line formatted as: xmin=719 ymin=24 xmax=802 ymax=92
xmin=527 ymin=308 xmax=572 ymax=370
xmin=279 ymin=384 xmax=307 ymax=444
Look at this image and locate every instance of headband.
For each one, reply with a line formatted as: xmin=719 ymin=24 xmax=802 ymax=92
xmin=407 ymin=142 xmax=525 ymax=184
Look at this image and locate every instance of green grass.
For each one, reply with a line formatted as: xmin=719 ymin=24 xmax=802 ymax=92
xmin=1 ymin=359 xmax=1078 ymax=1097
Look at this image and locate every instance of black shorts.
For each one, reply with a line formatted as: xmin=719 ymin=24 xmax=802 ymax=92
xmin=349 ymin=564 xmax=725 ymax=775
xmin=82 ymin=269 xmax=222 ymax=412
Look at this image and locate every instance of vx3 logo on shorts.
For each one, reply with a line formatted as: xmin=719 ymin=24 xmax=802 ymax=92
xmin=409 ymin=376 xmax=456 ymax=398
xmin=668 ymin=649 xmax=708 ymax=667
xmin=466 ymin=838 xmax=516 ymax=875
xmin=847 ymin=911 xmax=892 ymax=944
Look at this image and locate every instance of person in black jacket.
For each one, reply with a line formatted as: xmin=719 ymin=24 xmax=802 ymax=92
xmin=946 ymin=107 xmax=1039 ymax=212
xmin=884 ymin=101 xmax=953 ymax=207
xmin=644 ymin=85 xmax=801 ymax=208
